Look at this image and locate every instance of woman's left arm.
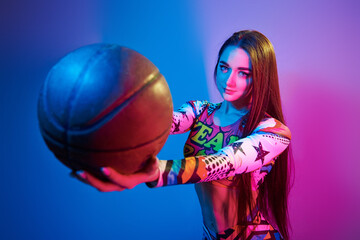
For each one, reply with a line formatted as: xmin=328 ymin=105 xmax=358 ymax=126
xmin=147 ymin=117 xmax=291 ymax=187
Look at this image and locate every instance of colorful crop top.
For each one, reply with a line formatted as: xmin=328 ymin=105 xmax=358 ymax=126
xmin=147 ymin=100 xmax=291 ymax=189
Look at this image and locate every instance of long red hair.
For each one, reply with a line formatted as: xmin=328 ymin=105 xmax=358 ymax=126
xmin=214 ymin=30 xmax=294 ymax=239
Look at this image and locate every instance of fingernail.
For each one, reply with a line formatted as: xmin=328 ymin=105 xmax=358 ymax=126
xmin=101 ymin=167 xmax=110 ymax=176
xmin=76 ymin=170 xmax=86 ymax=179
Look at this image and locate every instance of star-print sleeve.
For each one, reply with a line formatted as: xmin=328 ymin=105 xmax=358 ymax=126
xmin=146 ymin=117 xmax=291 ymax=188
xmin=170 ymin=100 xmax=208 ymax=134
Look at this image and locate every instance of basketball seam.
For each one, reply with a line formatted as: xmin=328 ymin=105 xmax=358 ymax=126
xmin=41 ymin=45 xmax=171 ymax=152
xmin=42 ymin=71 xmax=167 ymax=150
xmin=41 ymin=124 xmax=171 ymax=152
xmin=64 ymin=71 xmax=169 ymax=151
xmin=64 ymin=44 xmax=117 ymax=161
xmin=65 ymin=44 xmax=117 ymax=133
xmin=40 ymin=44 xmax=118 ymax=134
xmin=66 ymin=70 xmax=163 ymax=134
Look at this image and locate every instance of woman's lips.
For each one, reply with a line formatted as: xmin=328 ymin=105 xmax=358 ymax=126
xmin=225 ymin=88 xmax=236 ymax=94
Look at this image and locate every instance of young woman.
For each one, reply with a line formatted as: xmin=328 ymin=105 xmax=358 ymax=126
xmin=75 ymin=30 xmax=292 ymax=240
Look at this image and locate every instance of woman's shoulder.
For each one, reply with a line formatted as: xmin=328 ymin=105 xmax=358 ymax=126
xmin=184 ymin=100 xmax=219 ymax=109
xmin=184 ymin=100 xmax=221 ymax=116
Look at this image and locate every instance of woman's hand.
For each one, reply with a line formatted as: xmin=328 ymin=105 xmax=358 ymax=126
xmin=71 ymin=156 xmax=160 ymax=192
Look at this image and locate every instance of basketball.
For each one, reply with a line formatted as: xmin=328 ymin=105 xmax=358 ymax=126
xmin=37 ymin=44 xmax=173 ymax=177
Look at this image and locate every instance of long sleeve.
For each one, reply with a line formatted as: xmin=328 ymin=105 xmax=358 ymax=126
xmin=147 ymin=117 xmax=291 ymax=188
xmin=170 ymin=100 xmax=209 ymax=134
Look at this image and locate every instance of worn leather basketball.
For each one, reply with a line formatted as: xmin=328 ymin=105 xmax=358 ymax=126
xmin=38 ymin=44 xmax=173 ymax=176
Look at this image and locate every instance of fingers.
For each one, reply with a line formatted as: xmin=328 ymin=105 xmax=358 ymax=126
xmin=73 ymin=170 xmax=125 ymax=192
xmin=101 ymin=167 xmax=137 ymax=189
xmin=104 ymin=156 xmax=160 ymax=188
xmin=71 ymin=156 xmax=160 ymax=192
xmin=101 ymin=166 xmax=159 ymax=189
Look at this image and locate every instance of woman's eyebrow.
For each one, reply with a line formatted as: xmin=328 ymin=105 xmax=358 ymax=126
xmin=219 ymin=61 xmax=229 ymax=66
xmin=237 ymin=67 xmax=251 ymax=71
xmin=220 ymin=61 xmax=251 ymax=71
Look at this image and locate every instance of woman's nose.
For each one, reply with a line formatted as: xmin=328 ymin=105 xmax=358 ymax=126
xmin=226 ymin=72 xmax=236 ymax=87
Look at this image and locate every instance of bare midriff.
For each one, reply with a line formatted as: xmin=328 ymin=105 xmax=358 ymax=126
xmin=195 ymin=180 xmax=240 ymax=233
xmin=195 ymin=177 xmax=258 ymax=233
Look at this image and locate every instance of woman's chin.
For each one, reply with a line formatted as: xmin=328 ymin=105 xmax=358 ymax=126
xmin=223 ymin=95 xmax=251 ymax=109
xmin=223 ymin=94 xmax=241 ymax=103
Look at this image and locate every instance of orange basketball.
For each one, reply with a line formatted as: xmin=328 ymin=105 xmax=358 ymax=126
xmin=37 ymin=44 xmax=173 ymax=177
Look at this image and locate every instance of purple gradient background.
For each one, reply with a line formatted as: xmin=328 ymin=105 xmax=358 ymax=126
xmin=196 ymin=1 xmax=360 ymax=239
xmin=1 ymin=0 xmax=359 ymax=239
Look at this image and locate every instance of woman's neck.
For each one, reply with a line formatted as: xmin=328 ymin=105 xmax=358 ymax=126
xmin=214 ymin=100 xmax=249 ymax=127
xmin=220 ymin=100 xmax=249 ymax=117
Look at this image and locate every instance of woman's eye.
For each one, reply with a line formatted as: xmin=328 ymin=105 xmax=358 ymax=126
xmin=220 ymin=65 xmax=228 ymax=73
xmin=238 ymin=71 xmax=249 ymax=78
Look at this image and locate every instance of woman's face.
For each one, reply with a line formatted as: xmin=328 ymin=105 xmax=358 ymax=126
xmin=216 ymin=46 xmax=252 ymax=103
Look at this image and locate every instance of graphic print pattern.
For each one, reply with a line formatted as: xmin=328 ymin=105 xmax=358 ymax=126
xmin=146 ymin=100 xmax=291 ymax=239
xmin=147 ymin=100 xmax=291 ymax=189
